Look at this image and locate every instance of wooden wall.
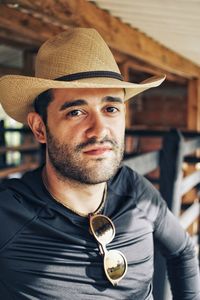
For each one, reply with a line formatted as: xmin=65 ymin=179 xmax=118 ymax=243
xmin=130 ymin=82 xmax=187 ymax=129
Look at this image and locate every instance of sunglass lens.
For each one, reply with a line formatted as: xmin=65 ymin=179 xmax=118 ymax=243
xmin=105 ymin=250 xmax=127 ymax=280
xmin=91 ymin=215 xmax=114 ymax=244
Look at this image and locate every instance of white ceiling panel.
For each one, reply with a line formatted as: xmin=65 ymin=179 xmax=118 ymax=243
xmin=90 ymin=0 xmax=200 ymax=66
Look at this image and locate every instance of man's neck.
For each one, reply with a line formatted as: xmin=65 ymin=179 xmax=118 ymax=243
xmin=42 ymin=164 xmax=107 ymax=217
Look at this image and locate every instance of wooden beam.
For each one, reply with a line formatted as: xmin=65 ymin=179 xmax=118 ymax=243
xmin=119 ymin=57 xmax=187 ymax=85
xmin=118 ymin=61 xmax=132 ymax=128
xmin=113 ymin=48 xmax=187 ymax=84
xmin=0 ymin=162 xmax=39 ymax=179
xmin=0 ymin=28 xmax=40 ymax=48
xmin=0 ymin=64 xmax=23 ymax=76
xmin=187 ymin=79 xmax=200 ymax=131
xmin=3 ymin=0 xmax=200 ymax=78
xmin=0 ymin=3 xmax=179 ymax=83
xmin=0 ymin=5 xmax=62 ymax=45
xmin=181 ymin=171 xmax=200 ymax=196
xmin=184 ymin=138 xmax=200 ymax=156
xmin=124 ymin=151 xmax=160 ymax=176
xmin=0 ymin=143 xmax=39 ymax=154
xmin=0 ymin=50 xmax=36 ymax=77
xmin=179 ymin=201 xmax=200 ymax=230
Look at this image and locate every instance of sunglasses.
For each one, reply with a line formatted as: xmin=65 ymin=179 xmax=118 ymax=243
xmin=89 ymin=214 xmax=128 ymax=286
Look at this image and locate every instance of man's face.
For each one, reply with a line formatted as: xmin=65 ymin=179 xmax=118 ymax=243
xmin=45 ymin=87 xmax=126 ymax=184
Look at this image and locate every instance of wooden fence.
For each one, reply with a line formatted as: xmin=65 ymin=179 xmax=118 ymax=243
xmin=0 ymin=121 xmax=40 ymax=179
xmin=124 ymin=128 xmax=200 ymax=300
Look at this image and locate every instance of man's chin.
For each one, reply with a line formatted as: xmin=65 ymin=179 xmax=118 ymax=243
xmin=50 ymin=153 xmax=122 ymax=184
xmin=81 ymin=165 xmax=120 ymax=184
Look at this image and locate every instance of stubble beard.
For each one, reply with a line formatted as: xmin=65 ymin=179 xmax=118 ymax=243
xmin=46 ymin=127 xmax=124 ymax=184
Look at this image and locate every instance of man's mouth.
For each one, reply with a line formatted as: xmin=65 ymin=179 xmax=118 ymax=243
xmin=83 ymin=146 xmax=113 ymax=156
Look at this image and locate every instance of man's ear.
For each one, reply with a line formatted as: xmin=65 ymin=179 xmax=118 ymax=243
xmin=27 ymin=112 xmax=47 ymax=144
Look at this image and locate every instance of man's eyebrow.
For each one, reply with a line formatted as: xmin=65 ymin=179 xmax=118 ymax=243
xmin=102 ymin=96 xmax=123 ymax=103
xmin=59 ymin=96 xmax=123 ymax=111
xmin=59 ymin=99 xmax=87 ymax=111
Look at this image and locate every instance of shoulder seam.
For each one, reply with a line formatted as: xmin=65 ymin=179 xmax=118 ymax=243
xmin=0 ymin=204 xmax=48 ymax=253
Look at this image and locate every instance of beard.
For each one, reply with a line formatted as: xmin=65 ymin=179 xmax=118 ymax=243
xmin=46 ymin=127 xmax=124 ymax=184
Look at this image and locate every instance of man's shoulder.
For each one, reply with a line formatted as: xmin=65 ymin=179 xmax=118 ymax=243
xmin=0 ymin=168 xmax=43 ymax=250
xmin=0 ymin=176 xmax=27 ymax=203
xmin=0 ymin=166 xmax=42 ymax=199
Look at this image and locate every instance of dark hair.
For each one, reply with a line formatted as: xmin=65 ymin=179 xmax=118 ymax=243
xmin=34 ymin=89 xmax=53 ymax=124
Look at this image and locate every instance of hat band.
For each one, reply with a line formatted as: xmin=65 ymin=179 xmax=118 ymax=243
xmin=55 ymin=71 xmax=123 ymax=82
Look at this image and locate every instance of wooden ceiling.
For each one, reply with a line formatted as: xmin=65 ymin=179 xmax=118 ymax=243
xmin=91 ymin=0 xmax=200 ymax=68
xmin=0 ymin=0 xmax=200 ymax=83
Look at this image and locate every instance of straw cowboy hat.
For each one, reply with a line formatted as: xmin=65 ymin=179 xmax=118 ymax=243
xmin=0 ymin=27 xmax=165 ymax=124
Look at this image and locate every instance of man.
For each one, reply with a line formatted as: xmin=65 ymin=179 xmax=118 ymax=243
xmin=0 ymin=28 xmax=199 ymax=299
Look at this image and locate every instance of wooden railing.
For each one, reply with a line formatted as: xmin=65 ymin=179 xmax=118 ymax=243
xmin=0 ymin=121 xmax=40 ymax=179
xmin=0 ymin=162 xmax=39 ymax=179
xmin=124 ymin=129 xmax=200 ymax=300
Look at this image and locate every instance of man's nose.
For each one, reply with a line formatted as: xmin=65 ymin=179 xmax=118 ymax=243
xmin=85 ymin=113 xmax=109 ymax=140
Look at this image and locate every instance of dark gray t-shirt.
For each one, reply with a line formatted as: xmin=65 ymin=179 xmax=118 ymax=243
xmin=0 ymin=165 xmax=199 ymax=299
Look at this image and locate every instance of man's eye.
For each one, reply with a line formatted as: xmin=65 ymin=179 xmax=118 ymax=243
xmin=106 ymin=107 xmax=119 ymax=113
xmin=67 ymin=110 xmax=83 ymax=117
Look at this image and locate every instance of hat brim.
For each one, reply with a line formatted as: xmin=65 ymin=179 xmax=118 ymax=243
xmin=0 ymin=74 xmax=165 ymax=124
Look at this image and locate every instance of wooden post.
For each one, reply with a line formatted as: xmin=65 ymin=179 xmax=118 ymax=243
xmin=0 ymin=120 xmax=6 ymax=169
xmin=187 ymin=78 xmax=200 ymax=131
xmin=153 ymin=129 xmax=185 ymax=300
xmin=160 ymin=129 xmax=184 ymax=216
xmin=118 ymin=61 xmax=131 ymax=128
xmin=23 ymin=50 xmax=35 ymax=76
xmin=119 ymin=61 xmax=137 ymax=153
